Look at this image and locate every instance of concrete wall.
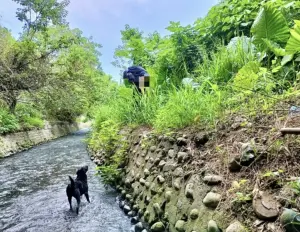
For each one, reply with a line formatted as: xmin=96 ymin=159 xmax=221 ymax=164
xmin=0 ymin=121 xmax=79 ymax=158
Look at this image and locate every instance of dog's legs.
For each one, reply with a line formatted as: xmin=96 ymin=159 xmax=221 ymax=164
xmin=76 ymin=197 xmax=80 ymax=214
xmin=84 ymin=193 xmax=90 ymax=203
xmin=68 ymin=196 xmax=73 ymax=211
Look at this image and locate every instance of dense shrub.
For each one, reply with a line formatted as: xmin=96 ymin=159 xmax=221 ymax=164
xmin=0 ymin=109 xmax=19 ymax=134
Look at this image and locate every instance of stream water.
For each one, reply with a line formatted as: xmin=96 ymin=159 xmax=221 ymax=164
xmin=0 ymin=129 xmax=132 ymax=232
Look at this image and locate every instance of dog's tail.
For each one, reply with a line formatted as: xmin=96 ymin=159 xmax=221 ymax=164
xmin=69 ymin=176 xmax=75 ymax=188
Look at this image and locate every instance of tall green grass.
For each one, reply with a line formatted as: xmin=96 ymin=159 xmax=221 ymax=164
xmin=93 ymin=85 xmax=166 ymax=128
xmin=154 ymin=84 xmax=225 ymax=131
xmin=91 ymin=37 xmax=285 ymax=136
xmin=196 ymin=37 xmax=257 ymax=84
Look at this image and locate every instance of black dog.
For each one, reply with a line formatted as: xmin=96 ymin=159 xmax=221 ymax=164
xmin=66 ymin=165 xmax=90 ymax=214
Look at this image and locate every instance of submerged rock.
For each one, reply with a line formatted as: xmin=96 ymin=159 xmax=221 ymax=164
xmin=135 ymin=222 xmax=144 ymax=232
xmin=119 ymin=200 xmax=125 ymax=209
xmin=128 ymin=211 xmax=134 ymax=217
xmin=124 ymin=205 xmax=131 ymax=214
xmin=131 ymin=216 xmax=139 ymax=224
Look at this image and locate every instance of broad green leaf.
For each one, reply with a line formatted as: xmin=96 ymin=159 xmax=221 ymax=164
xmin=251 ymin=3 xmax=290 ymax=51
xmin=286 ymin=20 xmax=300 ymax=54
xmin=281 ymin=54 xmax=294 ymax=66
xmin=262 ymin=38 xmax=286 ymax=56
xmin=284 ymin=2 xmax=295 ymax=9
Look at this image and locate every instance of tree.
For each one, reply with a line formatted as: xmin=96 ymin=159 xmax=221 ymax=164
xmin=0 ymin=0 xmax=71 ymax=113
xmin=34 ymin=26 xmax=104 ymax=122
xmin=13 ymin=0 xmax=70 ymax=34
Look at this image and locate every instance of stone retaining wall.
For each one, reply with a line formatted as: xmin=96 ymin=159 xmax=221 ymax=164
xmin=90 ymin=125 xmax=298 ymax=232
xmin=0 ymin=121 xmax=79 ymax=158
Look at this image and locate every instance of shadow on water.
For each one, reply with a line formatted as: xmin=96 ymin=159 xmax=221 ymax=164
xmin=0 ymin=128 xmax=132 ymax=232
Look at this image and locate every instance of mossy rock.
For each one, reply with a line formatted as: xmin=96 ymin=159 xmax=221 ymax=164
xmin=150 ymin=222 xmax=165 ymax=232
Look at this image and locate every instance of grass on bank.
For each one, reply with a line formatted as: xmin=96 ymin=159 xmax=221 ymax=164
xmin=86 ymin=36 xmax=300 ymax=186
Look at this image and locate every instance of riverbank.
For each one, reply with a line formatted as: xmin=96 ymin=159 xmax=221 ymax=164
xmin=89 ymin=110 xmax=300 ymax=232
xmin=0 ymin=121 xmax=80 ymax=158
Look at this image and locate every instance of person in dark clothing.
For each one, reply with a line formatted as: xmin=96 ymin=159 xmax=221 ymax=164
xmin=123 ymin=66 xmax=150 ymax=94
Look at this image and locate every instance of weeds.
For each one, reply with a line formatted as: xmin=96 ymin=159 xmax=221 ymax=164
xmin=0 ymin=109 xmax=19 ymax=134
xmin=88 ymin=120 xmax=129 ymax=187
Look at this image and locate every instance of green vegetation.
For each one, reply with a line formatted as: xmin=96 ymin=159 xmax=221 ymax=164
xmin=91 ymin=0 xmax=300 ymax=131
xmin=0 ymin=0 xmax=111 ymax=134
xmin=89 ymin=120 xmax=129 ymax=186
xmin=86 ymin=0 xmax=300 ymax=182
xmin=3 ymin=0 xmax=300 ymax=186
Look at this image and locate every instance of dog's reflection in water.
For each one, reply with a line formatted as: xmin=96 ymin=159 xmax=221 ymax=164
xmin=66 ymin=165 xmax=90 ymax=215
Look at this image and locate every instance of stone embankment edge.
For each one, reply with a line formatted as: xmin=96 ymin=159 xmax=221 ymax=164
xmin=0 ymin=121 xmax=80 ymax=158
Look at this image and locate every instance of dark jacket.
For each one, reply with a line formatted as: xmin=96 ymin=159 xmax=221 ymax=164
xmin=123 ymin=66 xmax=149 ymax=83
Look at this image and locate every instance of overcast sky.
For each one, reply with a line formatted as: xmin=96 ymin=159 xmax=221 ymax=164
xmin=0 ymin=0 xmax=218 ymax=81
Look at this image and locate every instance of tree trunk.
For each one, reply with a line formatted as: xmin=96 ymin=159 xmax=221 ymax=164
xmin=3 ymin=91 xmax=18 ymax=114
